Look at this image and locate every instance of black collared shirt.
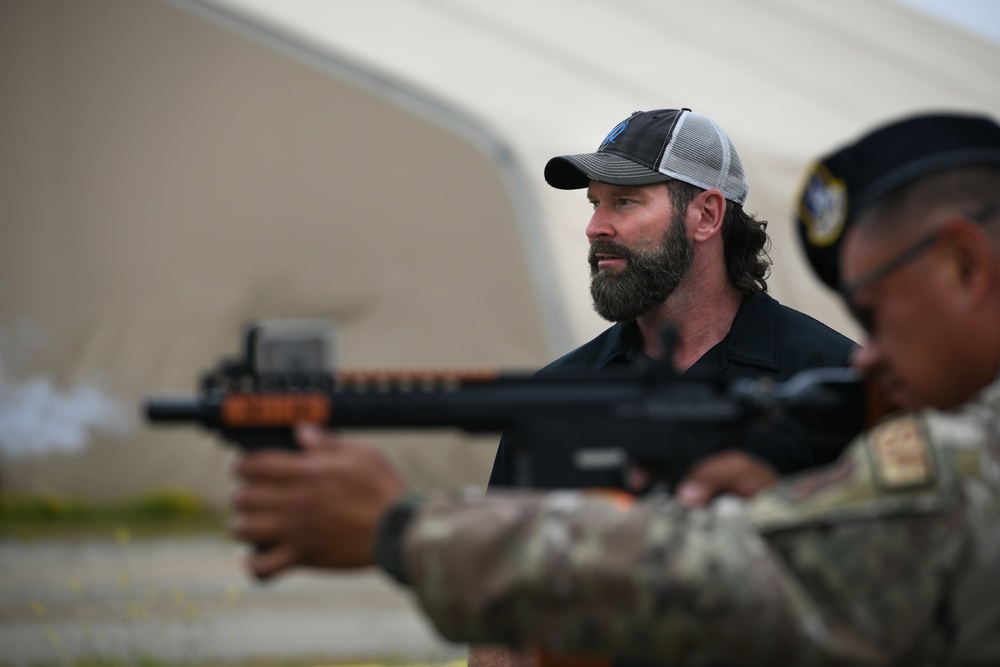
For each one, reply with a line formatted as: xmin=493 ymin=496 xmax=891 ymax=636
xmin=488 ymin=292 xmax=858 ymax=489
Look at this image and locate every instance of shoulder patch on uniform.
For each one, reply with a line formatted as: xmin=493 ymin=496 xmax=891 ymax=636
xmin=867 ymin=415 xmax=935 ymax=490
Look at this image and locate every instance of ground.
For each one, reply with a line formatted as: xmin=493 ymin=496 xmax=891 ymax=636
xmin=0 ymin=531 xmax=466 ymax=666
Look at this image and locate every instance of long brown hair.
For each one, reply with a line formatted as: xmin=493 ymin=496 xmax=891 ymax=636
xmin=666 ymin=180 xmax=771 ymax=294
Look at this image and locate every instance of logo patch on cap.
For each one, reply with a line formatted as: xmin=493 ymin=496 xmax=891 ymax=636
xmin=599 ymin=119 xmax=630 ymax=151
xmin=799 ymin=163 xmax=848 ymax=248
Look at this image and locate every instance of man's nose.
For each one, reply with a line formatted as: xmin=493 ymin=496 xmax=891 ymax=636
xmin=586 ymin=207 xmax=615 ymax=239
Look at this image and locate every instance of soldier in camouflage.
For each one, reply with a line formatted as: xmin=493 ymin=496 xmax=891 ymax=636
xmin=232 ymin=112 xmax=1000 ymax=665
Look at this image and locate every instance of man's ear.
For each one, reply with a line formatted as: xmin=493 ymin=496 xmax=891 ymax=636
xmin=689 ymin=189 xmax=727 ymax=243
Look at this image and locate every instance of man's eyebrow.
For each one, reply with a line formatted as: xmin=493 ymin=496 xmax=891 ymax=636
xmin=588 ymin=186 xmax=643 ymax=198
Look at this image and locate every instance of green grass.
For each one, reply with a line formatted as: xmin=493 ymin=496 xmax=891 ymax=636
xmin=0 ymin=657 xmax=466 ymax=667
xmin=0 ymin=490 xmax=226 ymax=540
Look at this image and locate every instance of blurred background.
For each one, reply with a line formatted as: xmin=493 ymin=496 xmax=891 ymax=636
xmin=0 ymin=0 xmax=998 ymax=663
xmin=3 ymin=0 xmax=999 ymax=508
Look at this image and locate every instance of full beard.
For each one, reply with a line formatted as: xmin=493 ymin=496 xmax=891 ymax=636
xmin=589 ymin=216 xmax=694 ymax=323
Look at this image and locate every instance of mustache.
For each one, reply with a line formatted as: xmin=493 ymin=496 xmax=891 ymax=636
xmin=588 ymin=239 xmax=633 ymax=269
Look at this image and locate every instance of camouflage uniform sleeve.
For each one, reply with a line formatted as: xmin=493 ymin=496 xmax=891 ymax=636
xmin=402 ymin=414 xmax=968 ymax=665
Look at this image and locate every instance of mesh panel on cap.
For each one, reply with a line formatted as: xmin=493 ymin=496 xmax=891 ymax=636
xmin=658 ymin=112 xmax=749 ymax=204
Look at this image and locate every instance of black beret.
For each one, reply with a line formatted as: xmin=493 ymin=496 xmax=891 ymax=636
xmin=796 ymin=112 xmax=1000 ymax=290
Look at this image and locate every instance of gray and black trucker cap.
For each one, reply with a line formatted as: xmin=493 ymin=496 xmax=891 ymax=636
xmin=544 ymin=108 xmax=749 ymax=205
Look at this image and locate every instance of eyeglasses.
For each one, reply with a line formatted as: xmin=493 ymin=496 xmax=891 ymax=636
xmin=838 ymin=201 xmax=997 ymax=333
xmin=839 ymin=231 xmax=940 ymax=333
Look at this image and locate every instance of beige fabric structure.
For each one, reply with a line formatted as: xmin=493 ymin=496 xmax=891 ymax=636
xmin=2 ymin=0 xmax=999 ymax=507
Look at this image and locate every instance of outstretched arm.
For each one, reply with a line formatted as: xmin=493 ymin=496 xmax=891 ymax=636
xmin=229 ymin=421 xmax=957 ymax=665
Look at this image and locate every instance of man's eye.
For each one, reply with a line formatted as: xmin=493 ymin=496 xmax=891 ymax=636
xmin=618 ymin=198 xmax=634 ymax=206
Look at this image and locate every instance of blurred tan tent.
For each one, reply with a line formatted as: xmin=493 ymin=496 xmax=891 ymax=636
xmin=1 ymin=0 xmax=999 ymax=507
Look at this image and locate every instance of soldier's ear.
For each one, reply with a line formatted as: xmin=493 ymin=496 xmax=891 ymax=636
xmin=940 ymin=217 xmax=994 ymax=304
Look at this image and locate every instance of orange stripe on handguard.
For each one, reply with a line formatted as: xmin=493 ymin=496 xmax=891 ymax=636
xmin=221 ymin=393 xmax=330 ymax=427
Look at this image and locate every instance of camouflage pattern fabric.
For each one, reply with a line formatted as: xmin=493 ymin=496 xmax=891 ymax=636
xmin=402 ymin=374 xmax=1000 ymax=665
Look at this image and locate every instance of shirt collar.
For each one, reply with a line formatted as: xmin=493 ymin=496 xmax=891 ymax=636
xmin=597 ymin=292 xmax=782 ymax=372
xmin=594 ymin=321 xmax=641 ymax=368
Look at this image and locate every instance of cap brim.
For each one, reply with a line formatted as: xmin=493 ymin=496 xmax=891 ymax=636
xmin=544 ymin=153 xmax=671 ymax=190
